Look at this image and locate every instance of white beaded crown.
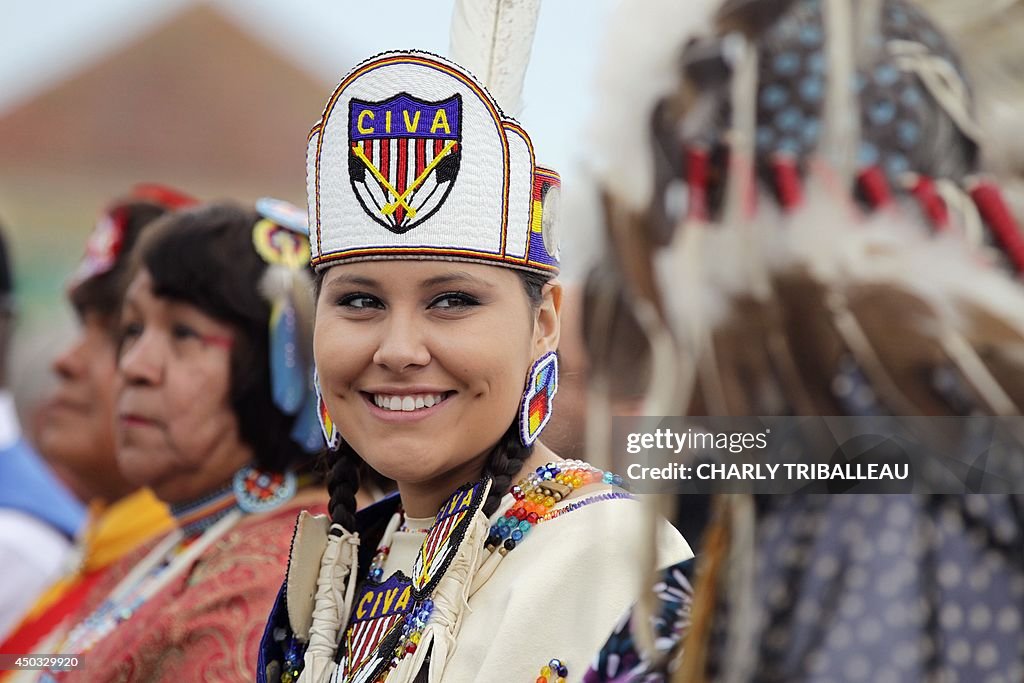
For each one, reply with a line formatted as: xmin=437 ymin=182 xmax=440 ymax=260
xmin=306 ymin=51 xmax=561 ymax=276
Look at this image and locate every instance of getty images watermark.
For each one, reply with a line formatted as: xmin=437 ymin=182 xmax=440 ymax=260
xmin=614 ymin=416 xmax=1024 ymax=494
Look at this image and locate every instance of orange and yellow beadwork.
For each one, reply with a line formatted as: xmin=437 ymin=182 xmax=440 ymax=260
xmin=536 ymin=658 xmax=568 ymax=683
xmin=518 ymin=351 xmax=558 ymax=447
xmin=315 ymin=370 xmax=341 ymax=450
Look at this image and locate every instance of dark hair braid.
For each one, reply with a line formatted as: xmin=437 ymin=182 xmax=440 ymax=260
xmin=481 ymin=422 xmax=533 ymax=517
xmin=326 ymin=442 xmax=361 ymax=531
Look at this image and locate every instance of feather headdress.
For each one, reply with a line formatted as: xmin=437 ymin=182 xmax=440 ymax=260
xmin=588 ymin=0 xmax=1024 ymax=422
xmin=584 ymin=0 xmax=1024 ymax=678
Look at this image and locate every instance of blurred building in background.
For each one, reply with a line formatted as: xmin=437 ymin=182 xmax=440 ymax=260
xmin=0 ymin=3 xmax=334 ymax=305
xmin=0 ymin=1 xmax=346 ymax=429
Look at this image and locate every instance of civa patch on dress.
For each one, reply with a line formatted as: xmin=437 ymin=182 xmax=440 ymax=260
xmin=332 ymin=478 xmax=489 ymax=683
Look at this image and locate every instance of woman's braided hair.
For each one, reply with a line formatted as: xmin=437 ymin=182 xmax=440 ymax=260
xmin=318 ymin=268 xmax=551 ymax=529
xmin=479 ymin=421 xmax=533 ymax=517
xmin=327 ymin=440 xmax=362 ymax=532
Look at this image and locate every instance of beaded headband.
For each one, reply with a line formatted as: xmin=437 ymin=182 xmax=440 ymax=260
xmin=307 ymin=50 xmax=561 ymax=276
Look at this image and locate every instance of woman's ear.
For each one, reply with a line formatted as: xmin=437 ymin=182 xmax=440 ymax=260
xmin=533 ymin=280 xmax=563 ymax=355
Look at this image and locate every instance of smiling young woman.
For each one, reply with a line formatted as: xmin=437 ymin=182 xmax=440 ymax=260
xmin=256 ymin=51 xmax=692 ymax=683
xmin=314 ymin=260 xmax=560 ymax=519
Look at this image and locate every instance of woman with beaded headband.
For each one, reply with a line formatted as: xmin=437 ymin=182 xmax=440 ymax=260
xmin=43 ymin=200 xmax=334 ymax=682
xmin=577 ymin=0 xmax=1024 ymax=681
xmin=256 ymin=50 xmax=693 ymax=683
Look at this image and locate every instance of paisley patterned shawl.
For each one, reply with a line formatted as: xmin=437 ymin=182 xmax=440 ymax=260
xmin=54 ymin=492 xmax=325 ymax=682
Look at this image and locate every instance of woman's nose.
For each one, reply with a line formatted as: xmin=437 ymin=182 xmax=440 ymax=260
xmin=52 ymin=336 xmax=87 ymax=381
xmin=119 ymin=332 xmax=165 ymax=386
xmin=372 ymin=312 xmax=431 ymax=373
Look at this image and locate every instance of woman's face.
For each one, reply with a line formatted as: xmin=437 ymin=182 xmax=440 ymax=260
xmin=315 ymin=260 xmax=560 ymax=487
xmin=115 ymin=269 xmax=250 ymax=503
xmin=38 ymin=310 xmax=133 ymax=501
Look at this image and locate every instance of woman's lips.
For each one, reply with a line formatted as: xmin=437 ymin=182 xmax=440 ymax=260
xmin=46 ymin=396 xmax=89 ymax=415
xmin=118 ymin=413 xmax=160 ymax=428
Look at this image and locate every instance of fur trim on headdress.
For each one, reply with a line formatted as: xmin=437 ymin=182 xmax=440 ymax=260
xmin=588 ymin=0 xmax=719 ymax=212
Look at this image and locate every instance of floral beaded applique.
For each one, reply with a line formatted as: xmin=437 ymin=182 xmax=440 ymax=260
xmin=582 ymin=559 xmax=695 ymax=683
xmin=486 ymin=461 xmax=629 ymax=555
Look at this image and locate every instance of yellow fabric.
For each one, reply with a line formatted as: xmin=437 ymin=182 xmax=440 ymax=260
xmin=21 ymin=489 xmax=173 ymax=621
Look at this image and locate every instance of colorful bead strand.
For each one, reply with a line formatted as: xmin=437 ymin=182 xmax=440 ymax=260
xmin=279 ymin=635 xmax=304 ymax=683
xmin=393 ymin=599 xmax=434 ymax=658
xmin=486 ymin=461 xmax=626 ymax=555
xmin=539 ymin=491 xmax=636 ymax=522
xmin=536 ymin=657 xmax=568 ymax=682
xmin=367 ymin=509 xmax=409 ymax=582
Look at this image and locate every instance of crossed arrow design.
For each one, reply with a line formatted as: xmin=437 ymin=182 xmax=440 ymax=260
xmin=351 ymin=141 xmax=459 ymax=220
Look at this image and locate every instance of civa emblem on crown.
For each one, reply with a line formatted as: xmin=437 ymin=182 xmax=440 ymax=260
xmin=348 ymin=93 xmax=463 ymax=234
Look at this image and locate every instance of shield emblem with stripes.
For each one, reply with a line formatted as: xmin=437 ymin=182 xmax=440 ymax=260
xmin=338 ymin=574 xmax=414 ymax=683
xmin=413 ymin=478 xmax=489 ymax=598
xmin=348 ymin=93 xmax=462 ymax=234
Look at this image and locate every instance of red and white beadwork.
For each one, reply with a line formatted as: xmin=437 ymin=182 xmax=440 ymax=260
xmin=518 ymin=351 xmax=558 ymax=447
xmin=232 ymin=466 xmax=297 ymax=513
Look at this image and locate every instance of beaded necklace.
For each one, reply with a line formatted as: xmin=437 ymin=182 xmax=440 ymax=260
xmin=169 ymin=482 xmax=237 ymax=536
xmin=485 ymin=460 xmax=627 ymax=555
xmin=539 ymin=490 xmax=636 ymax=522
xmin=366 ymin=508 xmax=411 ymax=582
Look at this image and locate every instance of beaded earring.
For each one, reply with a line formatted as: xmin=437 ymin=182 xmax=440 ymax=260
xmin=518 ymin=351 xmax=559 ymax=447
xmin=314 ymin=369 xmax=341 ymax=451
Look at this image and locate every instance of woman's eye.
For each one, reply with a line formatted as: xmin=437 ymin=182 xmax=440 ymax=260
xmin=337 ymin=294 xmax=384 ymax=310
xmin=171 ymin=323 xmax=199 ymax=340
xmin=429 ymin=292 xmax=480 ymax=309
xmin=119 ymin=321 xmax=143 ymax=343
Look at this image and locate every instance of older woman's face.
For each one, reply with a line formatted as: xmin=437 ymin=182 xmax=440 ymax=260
xmin=39 ymin=311 xmax=131 ymax=501
xmin=115 ymin=269 xmax=248 ymax=503
xmin=315 ymin=261 xmax=558 ymax=487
